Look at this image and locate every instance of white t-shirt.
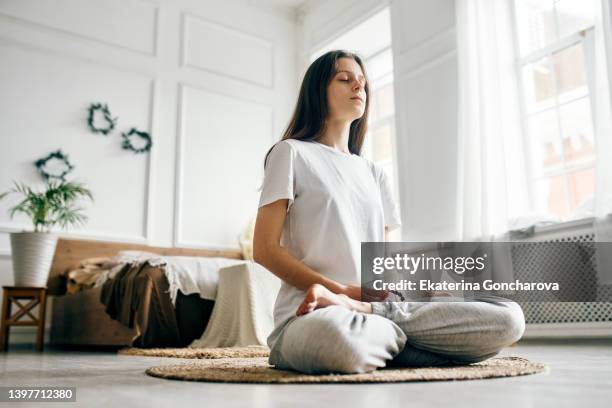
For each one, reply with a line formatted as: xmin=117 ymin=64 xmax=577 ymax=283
xmin=257 ymin=139 xmax=402 ymax=348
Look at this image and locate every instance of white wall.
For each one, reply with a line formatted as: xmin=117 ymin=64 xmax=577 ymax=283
xmin=0 ymin=0 xmax=298 ymax=343
xmin=297 ymin=0 xmax=388 ymax=74
xmin=299 ymin=0 xmax=459 ymax=241
xmin=390 ymin=0 xmax=458 ymax=241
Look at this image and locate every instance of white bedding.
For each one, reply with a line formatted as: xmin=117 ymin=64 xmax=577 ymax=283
xmin=108 ymin=250 xmax=280 ymax=347
xmin=164 ymin=256 xmax=247 ymax=304
xmin=109 ymin=250 xmax=247 ymax=305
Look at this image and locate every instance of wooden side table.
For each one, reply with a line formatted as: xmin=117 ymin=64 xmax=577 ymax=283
xmin=0 ymin=286 xmax=47 ymax=351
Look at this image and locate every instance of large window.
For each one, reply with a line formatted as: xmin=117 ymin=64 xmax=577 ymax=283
xmin=513 ymin=0 xmax=598 ymax=221
xmin=311 ymin=8 xmax=401 ymax=238
xmin=362 ymin=48 xmax=396 ymax=199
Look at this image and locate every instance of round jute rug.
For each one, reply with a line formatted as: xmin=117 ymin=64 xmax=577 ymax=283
xmin=118 ymin=346 xmax=269 ymax=359
xmin=145 ymin=356 xmax=545 ymax=384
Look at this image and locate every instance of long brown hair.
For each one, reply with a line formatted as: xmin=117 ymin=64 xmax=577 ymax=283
xmin=264 ymin=50 xmax=370 ymax=167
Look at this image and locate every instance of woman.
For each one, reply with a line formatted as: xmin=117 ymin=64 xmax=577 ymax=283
xmin=253 ymin=50 xmax=525 ymax=374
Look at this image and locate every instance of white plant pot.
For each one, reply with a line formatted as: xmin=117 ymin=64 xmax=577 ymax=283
xmin=10 ymin=232 xmax=58 ymax=287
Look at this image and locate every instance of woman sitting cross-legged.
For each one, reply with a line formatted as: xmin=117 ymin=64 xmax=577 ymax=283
xmin=253 ymin=50 xmax=525 ymax=375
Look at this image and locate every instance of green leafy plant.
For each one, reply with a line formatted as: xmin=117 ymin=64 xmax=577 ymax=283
xmin=0 ymin=180 xmax=94 ymax=232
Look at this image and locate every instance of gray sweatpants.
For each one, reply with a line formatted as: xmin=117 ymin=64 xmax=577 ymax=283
xmin=268 ymin=296 xmax=526 ymax=374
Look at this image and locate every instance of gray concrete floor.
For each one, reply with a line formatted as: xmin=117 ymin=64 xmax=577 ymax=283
xmin=1 ymin=339 xmax=611 ymax=408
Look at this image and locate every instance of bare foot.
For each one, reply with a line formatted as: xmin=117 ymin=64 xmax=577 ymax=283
xmin=296 ymin=284 xmax=372 ymax=316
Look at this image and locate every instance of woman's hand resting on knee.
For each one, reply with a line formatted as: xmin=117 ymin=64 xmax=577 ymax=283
xmin=342 ymin=284 xmax=390 ymax=302
xmin=296 ymin=284 xmax=374 ymax=316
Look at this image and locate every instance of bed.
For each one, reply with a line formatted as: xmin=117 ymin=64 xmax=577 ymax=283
xmin=47 ymin=238 xmax=245 ymax=348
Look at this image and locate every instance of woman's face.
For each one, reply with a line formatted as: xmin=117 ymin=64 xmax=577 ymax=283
xmin=326 ymin=57 xmax=367 ymax=122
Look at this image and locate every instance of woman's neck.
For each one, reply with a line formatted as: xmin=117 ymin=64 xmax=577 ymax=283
xmin=316 ymin=119 xmax=351 ymax=154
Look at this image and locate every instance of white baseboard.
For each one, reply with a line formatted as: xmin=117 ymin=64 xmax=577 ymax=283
xmin=524 ymin=322 xmax=612 ymax=338
xmin=7 ymin=323 xmax=611 ymax=345
xmin=7 ymin=314 xmax=610 ymax=344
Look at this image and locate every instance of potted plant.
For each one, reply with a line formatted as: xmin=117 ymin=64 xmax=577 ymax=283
xmin=0 ymin=180 xmax=93 ymax=287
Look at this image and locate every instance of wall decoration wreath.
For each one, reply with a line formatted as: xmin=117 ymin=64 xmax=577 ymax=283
xmin=34 ymin=150 xmax=75 ymax=181
xmin=121 ymin=128 xmax=152 ymax=154
xmin=87 ymin=102 xmax=117 ymax=135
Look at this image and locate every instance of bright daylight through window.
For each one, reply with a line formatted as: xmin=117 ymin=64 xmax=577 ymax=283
xmin=311 ymin=7 xmax=400 ymax=238
xmin=514 ymin=0 xmax=598 ymax=221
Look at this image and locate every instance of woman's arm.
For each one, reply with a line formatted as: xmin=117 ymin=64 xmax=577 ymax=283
xmin=253 ymin=199 xmax=348 ymax=294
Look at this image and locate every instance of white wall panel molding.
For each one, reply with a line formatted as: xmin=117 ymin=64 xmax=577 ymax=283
xmin=142 ymin=79 xmax=157 ymax=244
xmin=0 ymin=224 xmax=149 ymax=256
xmin=173 ymin=83 xmax=274 ymax=250
xmin=243 ymin=0 xmax=299 ymax=21
xmin=0 ymin=0 xmax=296 ymax=261
xmin=307 ymin=0 xmax=389 ymax=54
xmin=180 ymin=12 xmax=274 ymax=89
xmin=0 ymin=0 xmax=298 ymax=336
xmin=0 ymin=19 xmax=157 ymax=78
xmin=0 ymin=0 xmax=159 ymax=56
xmin=176 ymin=66 xmax=277 ymax=105
xmin=0 ymin=43 xmax=155 ymax=245
xmin=172 ymin=239 xmax=247 ymax=252
xmin=173 ymin=83 xmax=187 ymax=249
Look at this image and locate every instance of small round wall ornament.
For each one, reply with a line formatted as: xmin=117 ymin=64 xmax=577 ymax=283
xmin=121 ymin=128 xmax=152 ymax=154
xmin=34 ymin=149 xmax=75 ymax=181
xmin=87 ymin=102 xmax=117 ymax=135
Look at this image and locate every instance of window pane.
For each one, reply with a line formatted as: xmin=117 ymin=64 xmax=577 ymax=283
xmin=366 ymin=48 xmax=393 ymax=82
xmin=567 ymin=167 xmax=595 ymax=218
xmin=375 ymin=84 xmax=395 ymax=119
xmin=555 ymin=0 xmax=595 ymax=40
xmin=372 ymin=123 xmax=392 ymax=162
xmin=369 ymin=94 xmax=379 ymax=120
xmin=552 ymin=43 xmax=588 ymax=103
xmin=514 ymin=0 xmax=556 ymax=56
xmin=559 ymin=97 xmax=595 ymax=168
xmin=522 ymin=57 xmax=554 ymax=112
xmin=534 ymin=175 xmax=568 ymax=219
xmin=528 ymin=110 xmax=561 ymax=178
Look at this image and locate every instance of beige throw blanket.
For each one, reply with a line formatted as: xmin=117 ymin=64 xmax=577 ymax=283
xmin=189 ymin=262 xmax=281 ymax=348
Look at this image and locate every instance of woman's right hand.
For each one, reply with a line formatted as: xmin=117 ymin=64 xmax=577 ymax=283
xmin=342 ymin=284 xmax=389 ymax=302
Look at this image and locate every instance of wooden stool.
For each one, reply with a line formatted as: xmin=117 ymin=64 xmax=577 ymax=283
xmin=0 ymin=286 xmax=47 ymax=351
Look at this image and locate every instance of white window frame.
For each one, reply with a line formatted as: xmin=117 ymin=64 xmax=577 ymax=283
xmin=511 ymin=1 xmax=597 ymax=220
xmin=307 ymin=7 xmax=401 ymax=237
xmin=364 ymin=50 xmax=402 ymax=240
xmin=363 ymin=46 xmax=400 ymax=191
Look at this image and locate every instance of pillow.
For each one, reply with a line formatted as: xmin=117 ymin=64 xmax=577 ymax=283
xmin=239 ymin=216 xmax=256 ymax=260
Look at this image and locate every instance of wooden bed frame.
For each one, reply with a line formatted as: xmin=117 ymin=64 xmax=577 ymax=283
xmin=48 ymin=237 xmax=243 ymax=347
